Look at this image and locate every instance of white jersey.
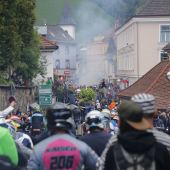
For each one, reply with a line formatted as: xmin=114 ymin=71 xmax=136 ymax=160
xmin=0 ymin=106 xmax=14 ymax=124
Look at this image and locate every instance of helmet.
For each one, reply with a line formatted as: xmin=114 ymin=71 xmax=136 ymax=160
xmin=29 ymin=103 xmax=40 ymax=112
xmin=6 ymin=116 xmax=21 ymax=131
xmin=15 ymin=132 xmax=33 ymax=149
xmin=5 ymin=122 xmax=16 ymax=139
xmin=85 ymin=110 xmax=105 ymax=130
xmin=46 ymin=105 xmax=75 ymax=132
xmin=131 ymin=93 xmax=155 ymax=117
xmin=101 ymin=109 xmax=111 ymax=130
xmin=102 ymin=109 xmax=111 ymax=115
xmin=113 ymin=115 xmax=119 ymax=121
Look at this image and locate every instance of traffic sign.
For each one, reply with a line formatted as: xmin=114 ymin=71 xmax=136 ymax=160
xmin=64 ymin=70 xmax=70 ymax=75
xmin=39 ymin=85 xmax=52 ymax=106
xmin=39 ymin=94 xmax=52 ymax=105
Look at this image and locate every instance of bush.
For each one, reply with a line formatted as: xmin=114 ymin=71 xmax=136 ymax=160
xmin=79 ymin=88 xmax=96 ymax=104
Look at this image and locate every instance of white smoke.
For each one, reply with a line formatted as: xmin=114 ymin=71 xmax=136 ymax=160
xmin=74 ymin=1 xmax=114 ymax=86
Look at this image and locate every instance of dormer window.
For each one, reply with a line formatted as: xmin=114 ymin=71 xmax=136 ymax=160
xmin=160 ymin=25 xmax=170 ymax=42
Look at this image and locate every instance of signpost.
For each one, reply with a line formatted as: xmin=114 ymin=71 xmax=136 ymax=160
xmin=39 ymin=85 xmax=52 ymax=106
xmin=64 ymin=70 xmax=70 ymax=75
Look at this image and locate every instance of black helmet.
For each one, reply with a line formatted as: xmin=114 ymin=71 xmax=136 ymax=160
xmin=46 ymin=105 xmax=74 ymax=132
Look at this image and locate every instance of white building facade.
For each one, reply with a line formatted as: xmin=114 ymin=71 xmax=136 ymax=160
xmin=116 ymin=0 xmax=170 ymax=88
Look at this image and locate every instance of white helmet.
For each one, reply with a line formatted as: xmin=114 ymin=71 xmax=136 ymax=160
xmin=131 ymin=93 xmax=155 ymax=116
xmin=85 ymin=110 xmax=105 ymax=129
xmin=101 ymin=110 xmax=111 ymax=130
xmin=102 ymin=109 xmax=111 ymax=115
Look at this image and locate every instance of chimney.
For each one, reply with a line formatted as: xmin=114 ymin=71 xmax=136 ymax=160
xmin=34 ymin=24 xmax=47 ymax=36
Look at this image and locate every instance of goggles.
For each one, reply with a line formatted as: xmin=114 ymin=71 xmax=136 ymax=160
xmin=86 ymin=117 xmax=102 ymax=125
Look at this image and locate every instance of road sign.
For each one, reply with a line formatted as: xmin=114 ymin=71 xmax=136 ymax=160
xmin=39 ymin=85 xmax=52 ymax=106
xmin=64 ymin=70 xmax=70 ymax=75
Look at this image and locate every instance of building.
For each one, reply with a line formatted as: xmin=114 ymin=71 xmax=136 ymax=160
xmin=47 ymin=25 xmax=77 ymax=82
xmin=104 ymin=29 xmax=117 ymax=83
xmin=34 ymin=36 xmax=58 ymax=84
xmin=77 ymin=29 xmax=116 ymax=85
xmin=77 ymin=36 xmax=108 ymax=85
xmin=47 ymin=0 xmax=77 ymax=82
xmin=35 ymin=0 xmax=77 ymax=83
xmin=118 ymin=61 xmax=170 ymax=110
xmin=115 ymin=0 xmax=170 ymax=88
xmin=162 ymin=43 xmax=170 ymax=60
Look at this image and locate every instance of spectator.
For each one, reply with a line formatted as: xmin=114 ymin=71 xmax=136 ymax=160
xmin=80 ymin=110 xmax=111 ymax=156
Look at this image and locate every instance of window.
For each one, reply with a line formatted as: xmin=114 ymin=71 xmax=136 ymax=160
xmin=160 ymin=51 xmax=169 ymax=61
xmin=160 ymin=25 xmax=170 ymax=42
xmin=55 ymin=59 xmax=60 ymax=69
xmin=65 ymin=59 xmax=70 ymax=69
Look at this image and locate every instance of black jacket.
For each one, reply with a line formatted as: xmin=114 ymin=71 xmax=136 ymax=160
xmin=80 ymin=131 xmax=112 ymax=156
xmin=98 ymin=129 xmax=170 ymax=170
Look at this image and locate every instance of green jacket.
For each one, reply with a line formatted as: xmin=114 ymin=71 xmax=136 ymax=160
xmin=0 ymin=127 xmax=18 ymax=165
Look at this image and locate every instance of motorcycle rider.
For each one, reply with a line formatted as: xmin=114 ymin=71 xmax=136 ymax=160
xmin=27 ymin=105 xmax=98 ymax=170
xmin=80 ymin=110 xmax=112 ymax=156
xmin=98 ymin=100 xmax=170 ymax=170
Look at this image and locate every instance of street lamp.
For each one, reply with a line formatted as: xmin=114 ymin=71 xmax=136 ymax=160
xmin=167 ymin=71 xmax=170 ymax=80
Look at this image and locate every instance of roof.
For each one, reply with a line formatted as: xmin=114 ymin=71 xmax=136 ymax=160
xmin=163 ymin=43 xmax=170 ymax=51
xmin=118 ymin=61 xmax=170 ymax=110
xmin=136 ymin=0 xmax=170 ymax=17
xmin=116 ymin=0 xmax=170 ymax=32
xmin=40 ymin=36 xmax=58 ymax=50
xmin=47 ymin=25 xmax=75 ymax=43
xmin=58 ymin=0 xmax=76 ymax=25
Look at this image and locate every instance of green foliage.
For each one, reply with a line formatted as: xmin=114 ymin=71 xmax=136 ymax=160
xmin=79 ymin=88 xmax=96 ymax=104
xmin=55 ymin=86 xmax=64 ymax=102
xmin=35 ymin=0 xmax=146 ymax=42
xmin=0 ymin=0 xmax=21 ymax=71
xmin=0 ymin=71 xmax=11 ymax=84
xmin=35 ymin=0 xmax=114 ymax=25
xmin=15 ymin=32 xmax=43 ymax=81
xmin=0 ymin=0 xmax=43 ymax=85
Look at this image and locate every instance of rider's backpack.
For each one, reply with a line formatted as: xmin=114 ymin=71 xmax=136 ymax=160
xmin=31 ymin=112 xmax=44 ymax=130
xmin=114 ymin=143 xmax=156 ymax=170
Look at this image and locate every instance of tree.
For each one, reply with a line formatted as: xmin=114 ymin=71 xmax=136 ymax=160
xmin=79 ymin=88 xmax=96 ymax=104
xmin=0 ymin=0 xmax=44 ymax=85
xmin=0 ymin=0 xmax=21 ymax=75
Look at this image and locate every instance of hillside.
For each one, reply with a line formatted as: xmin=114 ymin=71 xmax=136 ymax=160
xmin=35 ymin=0 xmax=114 ymax=25
xmin=35 ymin=0 xmax=115 ymax=42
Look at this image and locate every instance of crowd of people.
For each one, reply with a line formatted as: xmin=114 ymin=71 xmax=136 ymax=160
xmin=0 ymin=92 xmax=170 ymax=169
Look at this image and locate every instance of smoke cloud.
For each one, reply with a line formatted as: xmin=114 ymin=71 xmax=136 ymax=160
xmin=74 ymin=0 xmax=114 ymax=86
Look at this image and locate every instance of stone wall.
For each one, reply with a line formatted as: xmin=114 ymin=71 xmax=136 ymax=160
xmin=0 ymin=85 xmax=37 ymax=112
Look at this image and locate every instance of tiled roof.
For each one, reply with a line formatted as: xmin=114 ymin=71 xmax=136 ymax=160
xmin=118 ymin=61 xmax=170 ymax=110
xmin=40 ymin=36 xmax=58 ymax=50
xmin=136 ymin=0 xmax=170 ymax=16
xmin=163 ymin=43 xmax=170 ymax=51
